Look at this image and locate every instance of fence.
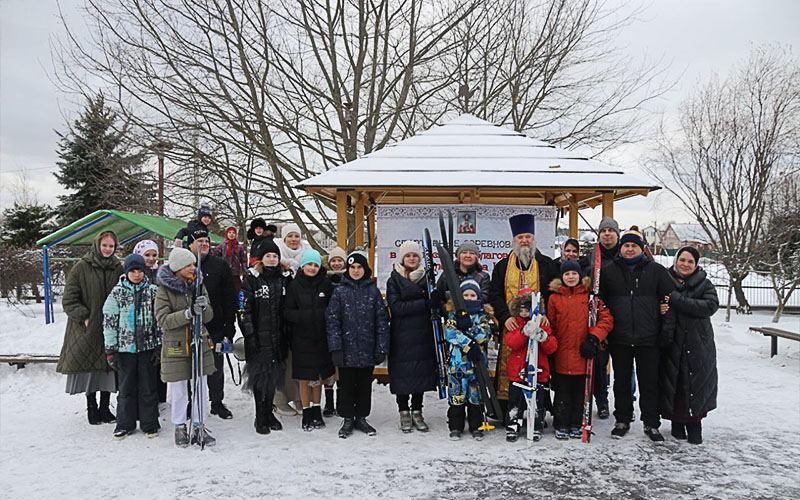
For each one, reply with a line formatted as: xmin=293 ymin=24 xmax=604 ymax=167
xmin=709 ymin=280 xmax=800 ymax=310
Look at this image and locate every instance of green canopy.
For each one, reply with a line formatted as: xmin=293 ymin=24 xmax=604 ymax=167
xmin=36 ymin=209 xmax=223 ymax=247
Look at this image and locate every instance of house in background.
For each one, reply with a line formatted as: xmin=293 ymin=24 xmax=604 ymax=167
xmin=641 ymin=225 xmax=663 ymax=252
xmin=660 ymin=223 xmax=716 ymax=253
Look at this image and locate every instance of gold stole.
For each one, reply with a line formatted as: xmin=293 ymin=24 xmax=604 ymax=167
xmin=496 ymin=253 xmax=539 ymax=400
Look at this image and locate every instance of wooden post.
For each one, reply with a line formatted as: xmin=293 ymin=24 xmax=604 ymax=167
xmin=336 ymin=190 xmax=348 ymax=249
xmin=602 ymin=192 xmax=614 ymax=219
xmin=568 ymin=194 xmax=578 ymax=238
xmin=354 ymin=193 xmax=365 ymax=248
xmin=367 ymin=202 xmax=376 ymax=272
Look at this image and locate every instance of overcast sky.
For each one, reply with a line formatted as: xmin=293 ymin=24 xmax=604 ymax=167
xmin=1 ymin=0 xmax=798 ymax=230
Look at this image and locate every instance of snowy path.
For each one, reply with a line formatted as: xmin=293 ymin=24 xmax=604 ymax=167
xmin=1 ymin=306 xmax=799 ymax=499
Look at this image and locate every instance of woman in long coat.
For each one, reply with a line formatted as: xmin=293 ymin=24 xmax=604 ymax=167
xmin=57 ymin=231 xmax=123 ymax=425
xmin=660 ymin=246 xmax=719 ymax=445
xmin=385 ymin=241 xmax=438 ymax=433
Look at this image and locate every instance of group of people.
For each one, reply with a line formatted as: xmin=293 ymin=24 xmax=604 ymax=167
xmin=56 ymin=206 xmax=719 ymax=448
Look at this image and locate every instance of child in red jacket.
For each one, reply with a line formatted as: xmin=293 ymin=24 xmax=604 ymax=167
xmin=504 ymin=288 xmax=558 ymax=442
xmin=547 ymin=260 xmax=613 ymax=439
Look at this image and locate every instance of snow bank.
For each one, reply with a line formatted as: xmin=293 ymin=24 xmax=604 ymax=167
xmin=1 ymin=303 xmax=798 ymax=499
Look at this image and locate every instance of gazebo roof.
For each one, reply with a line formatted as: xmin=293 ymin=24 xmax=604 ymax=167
xmin=298 ymin=114 xmax=659 ymax=208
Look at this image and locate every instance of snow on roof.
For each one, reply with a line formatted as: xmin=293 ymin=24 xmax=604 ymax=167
xmin=298 ymin=114 xmax=658 ymax=190
xmin=668 ymin=223 xmax=715 ymax=244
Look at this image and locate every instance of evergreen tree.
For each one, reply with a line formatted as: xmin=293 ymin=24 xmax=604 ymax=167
xmin=54 ymin=94 xmax=155 ymax=224
xmin=1 ymin=203 xmax=57 ymax=248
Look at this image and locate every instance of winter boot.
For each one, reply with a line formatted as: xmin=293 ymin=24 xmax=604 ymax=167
xmin=449 ymin=430 xmax=462 ymax=441
xmin=569 ymin=428 xmax=582 ymax=439
xmin=399 ymin=411 xmax=413 ymax=433
xmin=190 ymin=425 xmax=216 ymax=447
xmin=471 ymin=430 xmax=484 ymax=441
xmin=411 ymin=411 xmax=429 ymax=432
xmin=174 ymin=424 xmax=190 ymax=447
xmin=98 ymin=391 xmax=116 ymax=424
xmin=554 ymin=428 xmax=569 ymax=440
xmin=644 ymin=426 xmax=665 ymax=442
xmin=506 ymin=418 xmax=520 ymax=442
xmin=265 ymin=405 xmax=283 ymax=431
xmin=144 ymin=429 xmax=159 ymax=439
xmin=113 ymin=428 xmax=131 ymax=440
xmin=596 ymin=403 xmax=610 ymax=420
xmin=686 ymin=422 xmax=702 ymax=445
xmin=210 ymin=401 xmax=233 ymax=420
xmin=533 ymin=429 xmax=542 ymax=441
xmin=338 ymin=418 xmax=356 ymax=439
xmin=311 ymin=406 xmax=326 ymax=429
xmin=611 ymin=422 xmax=629 ymax=439
xmin=323 ymin=386 xmax=337 ymax=417
xmin=355 ymin=417 xmax=377 ymax=436
xmin=254 ymin=397 xmax=270 ymax=435
xmin=86 ymin=393 xmax=101 ymax=425
xmin=671 ymin=423 xmax=687 ymax=440
xmin=302 ymin=408 xmax=314 ymax=432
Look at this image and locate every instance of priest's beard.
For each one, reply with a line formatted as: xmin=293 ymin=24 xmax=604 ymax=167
xmin=513 ymin=244 xmax=533 ymax=269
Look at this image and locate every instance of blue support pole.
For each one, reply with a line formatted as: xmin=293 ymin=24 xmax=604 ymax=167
xmin=43 ymin=245 xmax=52 ymax=324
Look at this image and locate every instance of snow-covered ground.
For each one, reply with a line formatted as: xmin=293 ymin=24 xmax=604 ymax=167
xmin=1 ymin=302 xmax=799 ymax=499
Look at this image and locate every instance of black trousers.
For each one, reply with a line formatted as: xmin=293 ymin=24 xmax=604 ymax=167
xmin=337 ymin=367 xmax=374 ymax=418
xmin=116 ymin=351 xmax=159 ymax=433
xmin=507 ymin=383 xmax=548 ymax=431
xmin=447 ymin=403 xmax=483 ymax=432
xmin=552 ymin=373 xmax=585 ymax=430
xmin=593 ymin=349 xmax=609 ymax=406
xmin=207 ymin=350 xmax=225 ymax=403
xmin=608 ymin=344 xmax=660 ymax=428
xmin=396 ymin=393 xmax=424 ymax=412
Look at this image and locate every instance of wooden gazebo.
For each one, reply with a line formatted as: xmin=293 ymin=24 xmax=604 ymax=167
xmin=299 ymin=114 xmax=660 ymax=267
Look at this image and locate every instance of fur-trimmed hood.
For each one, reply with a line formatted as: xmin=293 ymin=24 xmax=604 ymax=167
xmin=156 ymin=264 xmax=193 ymax=294
xmin=549 ymin=276 xmax=592 ymax=294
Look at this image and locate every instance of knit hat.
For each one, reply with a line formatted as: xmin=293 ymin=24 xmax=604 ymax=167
xmin=598 ymin=216 xmax=620 ymax=235
xmin=300 ymin=249 xmax=322 ymax=269
xmin=254 ymin=238 xmax=281 ymax=261
xmin=620 ymin=229 xmax=645 ymax=250
xmin=456 ymin=241 xmax=480 ymax=257
xmin=198 ymin=204 xmax=213 ymax=220
xmin=509 ymin=214 xmax=535 ymax=236
xmin=560 ymin=259 xmax=583 ymax=282
xmin=224 ymin=226 xmax=238 ymax=240
xmin=281 ymin=223 xmax=302 ymax=240
xmin=346 ymin=250 xmax=371 ymax=278
xmin=168 ymin=247 xmax=196 ymax=272
xmin=328 ymin=246 xmax=347 ymax=263
xmin=459 ymin=279 xmax=482 ymax=299
xmin=187 ymin=228 xmax=209 ymax=244
xmin=133 ymin=239 xmax=158 ymax=256
xmin=123 ymin=254 xmax=147 ymax=274
xmin=675 ymin=246 xmax=700 ymax=265
xmin=396 ymin=240 xmax=422 ymax=264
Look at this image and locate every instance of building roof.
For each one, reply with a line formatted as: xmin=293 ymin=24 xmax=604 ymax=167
xmin=298 ymin=114 xmax=660 ymax=208
xmin=666 ymin=223 xmax=715 ymax=245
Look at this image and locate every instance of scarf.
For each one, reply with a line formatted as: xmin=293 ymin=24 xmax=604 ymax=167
xmin=393 ymin=262 xmax=425 ymax=283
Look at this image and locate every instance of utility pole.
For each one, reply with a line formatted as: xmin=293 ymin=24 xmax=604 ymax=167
xmin=152 ymin=137 xmax=172 ymax=255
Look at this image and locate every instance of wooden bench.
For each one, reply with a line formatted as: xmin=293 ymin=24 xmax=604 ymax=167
xmin=0 ymin=353 xmax=59 ymax=369
xmin=749 ymin=327 xmax=800 ymax=357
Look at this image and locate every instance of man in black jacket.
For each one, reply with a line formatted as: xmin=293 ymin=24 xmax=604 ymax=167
xmin=188 ymin=229 xmax=237 ymax=419
xmin=489 ymin=214 xmax=557 ymax=406
xmin=599 ymin=229 xmax=674 ymax=441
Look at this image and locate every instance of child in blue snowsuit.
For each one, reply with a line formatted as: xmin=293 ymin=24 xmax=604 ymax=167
xmin=445 ymin=279 xmax=493 ymax=440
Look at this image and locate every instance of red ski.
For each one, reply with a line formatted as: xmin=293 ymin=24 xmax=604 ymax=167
xmin=581 ymin=244 xmax=602 ymax=443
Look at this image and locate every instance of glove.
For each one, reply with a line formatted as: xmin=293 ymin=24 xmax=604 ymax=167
xmin=466 ymin=342 xmax=483 ymax=363
xmin=105 ymin=349 xmax=119 ymax=372
xmin=532 ymin=326 xmax=549 ymax=343
xmin=455 ymin=311 xmax=472 ymax=332
xmin=330 ymin=350 xmax=345 ymax=367
xmin=193 ymin=295 xmax=208 ymax=316
xmin=374 ymin=353 xmax=386 ymax=365
xmin=150 ymin=347 xmax=161 ymax=366
xmin=579 ymin=334 xmax=599 ymax=359
xmin=429 ymin=288 xmax=445 ymax=306
xmin=522 ymin=320 xmax=536 ymax=337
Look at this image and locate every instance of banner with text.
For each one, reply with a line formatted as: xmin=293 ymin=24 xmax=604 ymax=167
xmin=375 ymin=204 xmax=557 ymax=292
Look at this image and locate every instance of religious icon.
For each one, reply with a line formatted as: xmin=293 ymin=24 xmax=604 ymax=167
xmin=457 ymin=210 xmax=476 ymax=234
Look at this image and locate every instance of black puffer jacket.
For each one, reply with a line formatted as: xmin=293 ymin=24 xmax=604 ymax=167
xmin=284 ymin=268 xmax=335 ymax=381
xmin=386 ymin=269 xmax=437 ymax=395
xmin=489 ymin=250 xmax=558 ymax=325
xmin=599 ymin=255 xmax=674 ymax=346
xmin=199 ymin=252 xmax=236 ymax=343
xmin=659 ymin=268 xmax=719 ymax=418
xmin=238 ymin=265 xmax=292 ymax=363
xmin=435 ymin=261 xmax=491 ymax=303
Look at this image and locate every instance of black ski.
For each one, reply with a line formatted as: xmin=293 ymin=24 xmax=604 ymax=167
xmin=422 ymin=228 xmax=449 ymax=400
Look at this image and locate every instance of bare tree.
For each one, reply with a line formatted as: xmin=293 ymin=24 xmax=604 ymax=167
xmin=646 ymin=45 xmax=800 ymax=315
xmin=757 ymin=174 xmax=800 ymax=322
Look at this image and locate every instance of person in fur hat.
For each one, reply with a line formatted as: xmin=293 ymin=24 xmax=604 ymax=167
xmin=247 ymin=218 xmax=278 ymax=267
xmin=385 ymin=240 xmax=438 ymax=433
xmin=174 ymin=204 xmax=213 ymax=249
xmin=444 ymin=279 xmax=495 ymax=441
xmin=547 ymin=260 xmax=613 ymax=440
xmin=213 ymin=226 xmax=248 ymax=295
xmin=504 ymin=288 xmax=557 ymax=442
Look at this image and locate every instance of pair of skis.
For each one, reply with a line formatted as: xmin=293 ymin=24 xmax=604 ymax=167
xmin=191 ymin=245 xmax=207 ymax=449
xmin=422 ymin=228 xmax=448 ymax=400
xmin=580 ymin=243 xmax=602 ymax=443
xmin=511 ymin=293 xmax=544 ymax=442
